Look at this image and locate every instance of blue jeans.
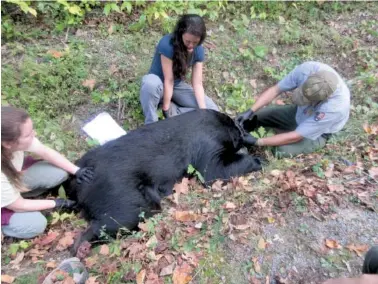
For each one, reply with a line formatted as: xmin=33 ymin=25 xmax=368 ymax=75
xmin=140 ymin=74 xmax=219 ymax=124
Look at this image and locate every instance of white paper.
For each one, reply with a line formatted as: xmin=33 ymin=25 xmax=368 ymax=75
xmin=82 ymin=112 xmax=126 ymax=145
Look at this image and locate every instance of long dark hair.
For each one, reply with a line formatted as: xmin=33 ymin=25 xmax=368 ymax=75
xmin=1 ymin=106 xmax=30 ymax=189
xmin=171 ymin=14 xmax=206 ymax=80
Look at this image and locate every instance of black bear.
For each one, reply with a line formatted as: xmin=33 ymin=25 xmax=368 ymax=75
xmin=66 ymin=109 xmax=261 ymax=253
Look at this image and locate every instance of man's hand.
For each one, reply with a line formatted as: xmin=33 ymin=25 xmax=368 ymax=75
xmin=75 ymin=167 xmax=94 ymax=184
xmin=242 ymin=133 xmax=258 ymax=147
xmin=236 ymin=109 xmax=254 ymax=126
xmin=54 ymin=198 xmax=76 ymax=209
xmin=162 ymin=109 xmax=170 ymax=119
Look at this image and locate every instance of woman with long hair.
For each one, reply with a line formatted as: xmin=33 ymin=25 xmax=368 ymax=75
xmin=1 ymin=106 xmax=93 ymax=239
xmin=140 ymin=14 xmax=219 ymax=124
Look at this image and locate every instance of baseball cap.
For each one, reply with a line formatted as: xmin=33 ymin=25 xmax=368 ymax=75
xmin=292 ymin=70 xmax=339 ymax=105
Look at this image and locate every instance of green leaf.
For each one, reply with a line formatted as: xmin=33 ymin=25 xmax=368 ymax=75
xmin=111 ymin=3 xmax=120 ymax=12
xmin=257 ymin=127 xmax=266 ymax=138
xmin=253 ymin=45 xmax=268 ymax=59
xmin=8 ymin=243 xmax=19 ymax=255
xmin=51 ymin=211 xmax=61 ymax=225
xmin=28 ymin=7 xmax=37 ymax=17
xmin=68 ymin=5 xmax=82 ymax=15
xmin=58 ymin=185 xmax=67 ymax=199
xmin=196 ymin=171 xmax=205 ymax=184
xmin=104 ymin=3 xmax=111 ymax=16
xmin=187 ymin=164 xmax=195 ymax=174
xmin=19 ymin=240 xmax=30 ymax=250
xmin=121 ymin=1 xmax=132 ymax=13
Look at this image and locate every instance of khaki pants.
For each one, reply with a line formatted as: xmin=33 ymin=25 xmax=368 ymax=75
xmin=1 ymin=161 xmax=68 ymax=239
xmin=246 ymin=105 xmax=328 ymax=158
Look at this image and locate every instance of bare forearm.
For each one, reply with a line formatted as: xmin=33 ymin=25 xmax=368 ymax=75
xmin=39 ymin=147 xmax=79 ymax=174
xmin=7 ymin=198 xmax=55 ymax=212
xmin=258 ymin=131 xmax=303 ymax=146
xmin=193 ymin=84 xmax=206 ymax=109
xmin=252 ymin=84 xmax=281 ymax=112
xmin=162 ymin=80 xmax=174 ymax=111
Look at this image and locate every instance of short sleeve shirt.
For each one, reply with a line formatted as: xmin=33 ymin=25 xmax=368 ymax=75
xmin=278 ymin=61 xmax=351 ymax=140
xmin=148 ymin=34 xmax=205 ymax=84
xmin=1 ymin=137 xmax=43 ymax=207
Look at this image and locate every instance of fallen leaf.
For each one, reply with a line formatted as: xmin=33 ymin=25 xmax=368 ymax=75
xmin=222 ymin=71 xmax=229 ymax=80
xmin=270 ymin=170 xmax=282 ymax=177
xmin=368 ymin=167 xmax=378 ymax=178
xmin=250 ymin=276 xmax=261 ymax=284
xmin=327 ymin=184 xmax=345 ymax=192
xmin=84 ymin=255 xmax=99 ymax=269
xmin=82 ymin=79 xmax=96 ymax=91
xmin=235 ymin=224 xmax=250 ymax=230
xmin=47 ymin=49 xmax=64 ymax=58
xmin=39 ymin=231 xmax=59 ymax=246
xmin=223 ymin=201 xmax=237 ymax=210
xmin=63 ymin=276 xmax=75 ymax=284
xmin=1 ymin=274 xmax=15 ymax=283
xmin=267 ymin=217 xmax=275 ymax=224
xmin=252 ymin=257 xmax=261 ymax=273
xmin=325 ymin=239 xmax=342 ymax=249
xmin=99 ymin=244 xmax=110 ymax=255
xmin=46 ymin=261 xmax=57 ymax=269
xmin=258 ymin=238 xmax=267 ymax=250
xmin=108 ymin=24 xmax=114 ymax=34
xmin=172 ymin=262 xmax=193 ymax=284
xmin=174 ymin=211 xmax=199 ymax=222
xmin=85 ymin=276 xmax=100 ymax=284
xmin=160 ymin=262 xmax=175 ymax=276
xmin=100 ymin=262 xmax=118 ymax=275
xmin=145 ymin=272 xmax=161 ymax=284
xmin=136 ymin=269 xmax=146 ymax=284
xmin=109 ymin=64 xmax=119 ymax=75
xmin=10 ymin=251 xmax=24 ymax=267
xmin=346 ymin=244 xmax=369 ymax=256
xmin=363 ymin=123 xmax=378 ymax=135
xmin=123 ymin=270 xmax=137 ymax=282
xmin=56 ymin=232 xmax=75 ymax=251
xmin=138 ymin=222 xmax=149 ymax=232
xmin=125 ymin=242 xmax=146 ymax=259
xmin=343 ymin=165 xmax=356 ymax=174
xmin=146 ymin=235 xmax=158 ymax=248
xmin=211 ymin=179 xmax=223 ymax=191
xmin=249 ymin=79 xmax=257 ymax=89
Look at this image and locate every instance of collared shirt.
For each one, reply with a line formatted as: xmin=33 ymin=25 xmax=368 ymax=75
xmin=278 ymin=61 xmax=350 ymax=140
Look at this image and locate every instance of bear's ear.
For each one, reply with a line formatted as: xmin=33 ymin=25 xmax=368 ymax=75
xmin=228 ymin=127 xmax=243 ymax=150
xmin=243 ymin=115 xmax=258 ymax=132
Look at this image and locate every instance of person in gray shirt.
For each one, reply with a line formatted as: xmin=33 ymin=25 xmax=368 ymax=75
xmin=236 ymin=61 xmax=351 ymax=157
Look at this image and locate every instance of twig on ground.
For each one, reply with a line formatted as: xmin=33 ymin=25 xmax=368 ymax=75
xmin=189 ymin=257 xmax=209 ymax=284
xmin=65 ymin=27 xmax=70 ymax=42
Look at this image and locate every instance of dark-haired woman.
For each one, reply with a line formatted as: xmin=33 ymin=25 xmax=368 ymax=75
xmin=1 ymin=106 xmax=93 ymax=239
xmin=140 ymin=14 xmax=219 ymax=124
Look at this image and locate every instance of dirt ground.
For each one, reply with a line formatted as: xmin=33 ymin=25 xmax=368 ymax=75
xmin=1 ymin=3 xmax=378 ymax=284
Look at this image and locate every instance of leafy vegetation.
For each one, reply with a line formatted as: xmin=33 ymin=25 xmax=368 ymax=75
xmin=1 ymin=1 xmax=378 ymax=283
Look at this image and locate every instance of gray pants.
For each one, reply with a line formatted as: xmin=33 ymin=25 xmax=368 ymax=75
xmin=2 ymin=161 xmax=68 ymax=239
xmin=250 ymin=105 xmax=327 ymax=158
xmin=140 ymin=74 xmax=219 ymax=124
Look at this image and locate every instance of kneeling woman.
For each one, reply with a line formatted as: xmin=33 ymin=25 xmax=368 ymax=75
xmin=140 ymin=14 xmax=219 ymax=124
xmin=1 ymin=106 xmax=93 ymax=239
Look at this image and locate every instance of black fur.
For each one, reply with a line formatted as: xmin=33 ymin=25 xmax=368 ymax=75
xmin=65 ymin=110 xmax=261 ymax=254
